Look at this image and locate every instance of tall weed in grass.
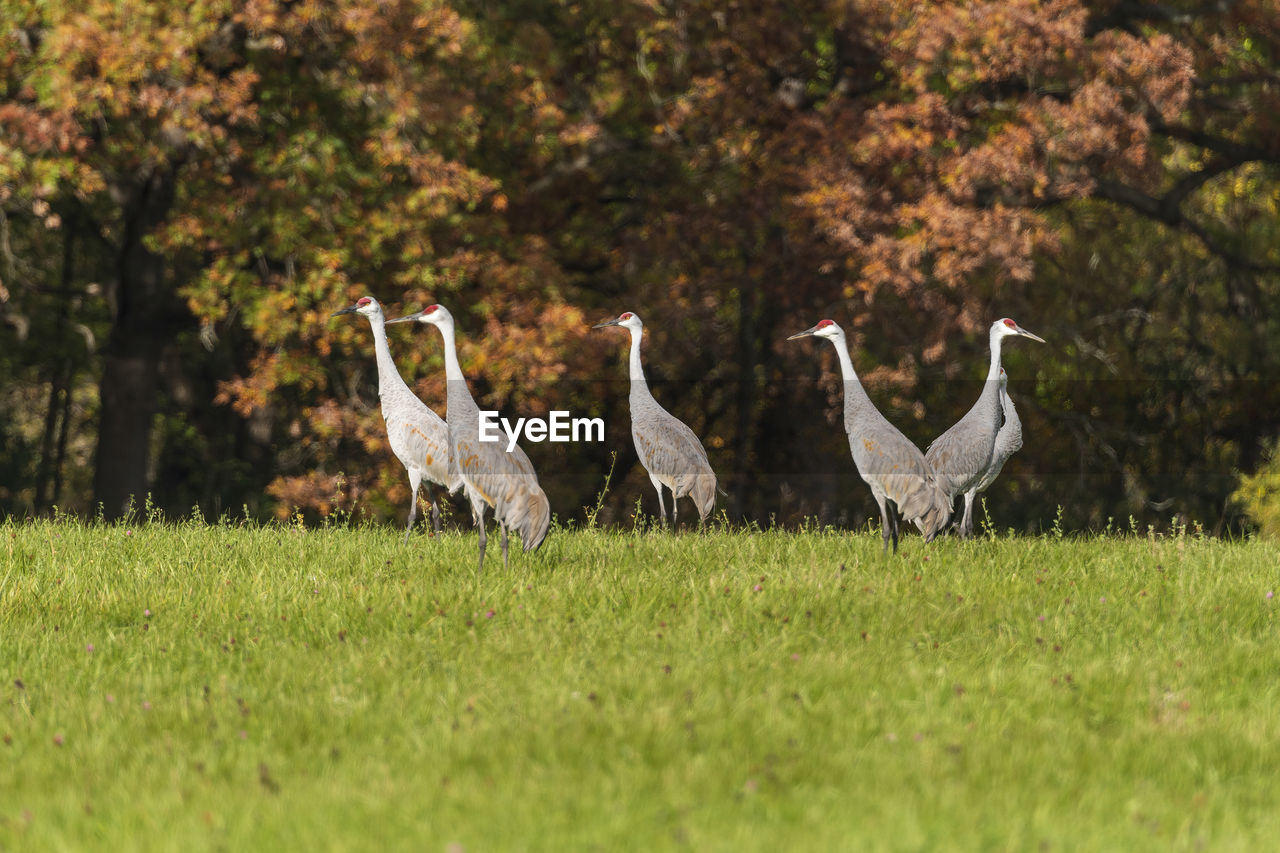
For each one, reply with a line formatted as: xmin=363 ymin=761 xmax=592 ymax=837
xmin=3 ymin=518 xmax=1280 ymax=850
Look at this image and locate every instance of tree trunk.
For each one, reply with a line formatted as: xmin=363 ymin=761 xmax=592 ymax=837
xmin=91 ymin=167 xmax=178 ymax=520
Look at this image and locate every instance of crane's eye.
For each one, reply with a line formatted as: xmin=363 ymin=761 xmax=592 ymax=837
xmin=425 ymin=305 xmax=440 ymax=314
xmin=1002 ymin=318 xmax=1016 ymax=328
xmin=620 ymin=312 xmax=633 ymax=320
xmin=356 ymin=297 xmax=372 ymax=307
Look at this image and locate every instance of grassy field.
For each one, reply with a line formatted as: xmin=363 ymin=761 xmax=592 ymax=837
xmin=3 ymin=517 xmax=1279 ymax=851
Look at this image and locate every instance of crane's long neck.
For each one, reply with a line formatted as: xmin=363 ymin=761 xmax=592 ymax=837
xmin=368 ymin=312 xmax=411 ymax=401
xmin=986 ymin=326 xmax=1005 ymax=382
xmin=437 ymin=317 xmax=464 ymax=385
xmin=628 ymin=326 xmax=647 ymax=386
xmin=828 ymin=332 xmax=876 ymax=415
xmin=434 ymin=316 xmax=478 ymax=428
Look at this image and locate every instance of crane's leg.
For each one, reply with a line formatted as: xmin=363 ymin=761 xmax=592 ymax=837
xmin=500 ymin=524 xmax=510 ymax=571
xmin=960 ymin=490 xmax=977 ymax=539
xmin=649 ymin=473 xmax=667 ymax=528
xmin=404 ymin=469 xmax=422 ymax=544
xmin=672 ymin=497 xmax=679 ymax=531
xmin=874 ymin=493 xmax=895 ymax=554
xmin=425 ymin=483 xmax=442 ymax=534
xmin=888 ymin=503 xmax=900 ymax=553
xmin=471 ymin=497 xmax=488 ymax=575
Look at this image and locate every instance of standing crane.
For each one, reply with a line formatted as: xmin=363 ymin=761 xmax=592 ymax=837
xmin=970 ymin=367 xmax=1023 ymax=526
xmin=332 ymin=296 xmax=456 ymax=541
xmin=591 ymin=312 xmax=719 ymax=527
xmin=925 ymin=318 xmax=1043 ymax=538
xmin=788 ymin=319 xmax=951 ymax=553
xmin=386 ymin=304 xmax=550 ymax=572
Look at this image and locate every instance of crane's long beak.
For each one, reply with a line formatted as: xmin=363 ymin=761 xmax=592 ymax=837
xmin=786 ymin=325 xmax=820 ymax=341
xmin=385 ymin=311 xmax=423 ymax=325
xmin=331 ymin=305 xmax=358 ymax=317
xmin=591 ymin=317 xmax=621 ymax=329
xmin=1017 ymin=325 xmax=1046 ymax=343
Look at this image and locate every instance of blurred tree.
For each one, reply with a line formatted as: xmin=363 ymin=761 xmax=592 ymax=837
xmin=0 ymin=0 xmax=1276 ymax=532
xmin=0 ymin=0 xmax=590 ymax=519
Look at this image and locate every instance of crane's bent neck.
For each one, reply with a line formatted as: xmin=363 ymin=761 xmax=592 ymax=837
xmin=628 ymin=326 xmax=647 ymax=385
xmin=367 ymin=312 xmax=409 ymax=399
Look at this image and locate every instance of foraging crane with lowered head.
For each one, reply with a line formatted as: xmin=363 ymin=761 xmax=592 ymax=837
xmin=332 ymin=296 xmax=457 ymax=540
xmin=592 ymin=311 xmax=719 ymax=527
xmin=925 ymin=318 xmax=1043 ymax=538
xmin=788 ymin=319 xmax=951 ymax=553
xmin=387 ymin=304 xmax=550 ymax=572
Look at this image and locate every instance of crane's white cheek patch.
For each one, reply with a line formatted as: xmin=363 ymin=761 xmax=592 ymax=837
xmin=479 ymin=410 xmax=605 ymax=452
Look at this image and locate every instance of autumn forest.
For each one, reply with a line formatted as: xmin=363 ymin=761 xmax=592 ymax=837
xmin=1 ymin=0 xmax=1278 ymax=534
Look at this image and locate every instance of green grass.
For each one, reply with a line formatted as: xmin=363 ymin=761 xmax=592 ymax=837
xmin=3 ymin=518 xmax=1280 ymax=851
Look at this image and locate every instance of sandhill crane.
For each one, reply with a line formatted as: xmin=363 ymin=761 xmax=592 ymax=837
xmin=970 ymin=367 xmax=1023 ymax=526
xmin=332 ymin=296 xmax=457 ymax=541
xmin=386 ymin=304 xmax=550 ymax=572
xmin=788 ymin=319 xmax=951 ymax=553
xmin=592 ymin=312 xmax=719 ymax=527
xmin=926 ymin=318 xmax=1043 ymax=538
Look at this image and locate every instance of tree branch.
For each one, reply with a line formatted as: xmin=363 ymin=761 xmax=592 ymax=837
xmin=1092 ymin=178 xmax=1280 ymax=272
xmin=1148 ymin=116 xmax=1280 ymax=166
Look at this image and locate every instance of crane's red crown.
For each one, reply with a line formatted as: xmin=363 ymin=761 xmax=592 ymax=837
xmin=816 ymin=319 xmax=835 ymax=329
xmin=620 ymin=312 xmax=633 ymax=320
xmin=425 ymin=304 xmax=440 ymax=314
xmin=357 ymin=297 xmax=372 ymax=307
xmin=1001 ymin=318 xmax=1016 ymax=328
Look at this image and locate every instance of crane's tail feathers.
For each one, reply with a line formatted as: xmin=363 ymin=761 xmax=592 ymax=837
xmin=692 ymin=474 xmax=718 ymax=523
xmin=897 ymin=475 xmax=952 ymax=542
xmin=918 ymin=489 xmax=953 ymax=542
xmin=519 ymin=487 xmax=552 ymax=552
xmin=487 ymin=474 xmax=551 ymax=554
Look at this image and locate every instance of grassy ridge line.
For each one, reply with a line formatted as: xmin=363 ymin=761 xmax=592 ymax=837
xmin=2 ymin=520 xmax=1280 ymax=850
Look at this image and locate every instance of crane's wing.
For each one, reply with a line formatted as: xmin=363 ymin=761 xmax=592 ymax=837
xmin=631 ymin=407 xmax=718 ymax=520
xmin=633 ymin=406 xmax=712 ymax=475
xmin=454 ymin=434 xmax=551 ymax=551
xmin=925 ymin=418 xmax=996 ymax=498
xmin=385 ymin=401 xmax=456 ymax=491
xmin=849 ymin=427 xmax=948 ymax=529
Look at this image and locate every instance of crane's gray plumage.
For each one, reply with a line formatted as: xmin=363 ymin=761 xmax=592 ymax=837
xmin=788 ymin=319 xmax=951 ymax=553
xmin=592 ymin=312 xmax=718 ymax=526
xmin=973 ymin=368 xmax=1022 ymax=498
xmin=332 ymin=296 xmax=457 ymax=541
xmin=926 ymin=318 xmax=1043 ymax=538
xmin=387 ymin=303 xmax=550 ymax=572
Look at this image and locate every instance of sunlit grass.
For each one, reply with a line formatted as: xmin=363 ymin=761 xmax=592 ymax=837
xmin=3 ymin=518 xmax=1279 ymax=850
